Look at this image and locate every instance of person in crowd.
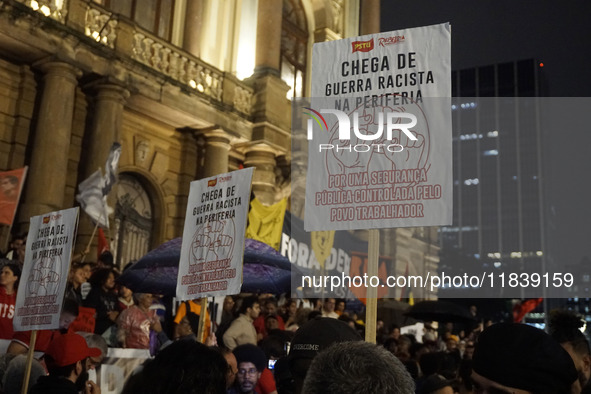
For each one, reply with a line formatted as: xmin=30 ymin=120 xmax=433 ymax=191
xmin=65 ymin=262 xmax=87 ymax=305
xmin=472 ymin=322 xmax=579 ymax=393
xmin=121 ymin=340 xmax=228 ymax=394
xmin=2 ymin=354 xmax=46 ymax=394
xmin=281 ymin=299 xmax=299 ymax=331
xmin=302 ymin=341 xmax=415 ymax=394
xmin=84 ymin=268 xmax=120 ymax=335
xmin=7 ymin=298 xmax=79 ymax=356
xmin=337 ymin=314 xmax=356 ymax=330
xmin=230 ymin=344 xmax=269 ymax=394
xmin=117 ymin=285 xmax=134 ymax=310
xmin=77 ymin=332 xmax=109 ymax=375
xmin=334 ymin=299 xmax=346 ymax=316
xmin=117 ymin=293 xmax=158 ymax=350
xmin=216 ymin=347 xmax=238 ymax=389
xmin=3 ymin=234 xmax=25 ymax=262
xmin=389 ymin=324 xmax=401 ymax=340
xmin=29 ymin=332 xmax=102 ymax=394
xmin=463 ymin=340 xmax=475 ymax=360
xmin=320 ymin=298 xmax=338 ymax=319
xmin=0 ymin=263 xmax=20 ymax=339
xmin=173 ymin=299 xmax=212 ymax=342
xmin=287 ymin=316 xmax=362 ymax=394
xmin=223 ymin=296 xmax=261 ymax=350
xmin=216 ymin=295 xmax=237 ymax=345
xmin=416 ymin=374 xmax=454 ymax=394
xmin=96 ymin=251 xmax=115 ymax=271
xmin=5 ymin=233 xmax=26 ymax=267
xmin=254 ymin=297 xmax=285 ymax=341
xmin=154 ymin=311 xmax=209 ymax=350
xmin=549 ymin=310 xmax=591 ymax=391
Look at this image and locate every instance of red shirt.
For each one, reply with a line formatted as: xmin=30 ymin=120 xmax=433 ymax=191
xmin=255 ymin=368 xmax=277 ymax=394
xmin=0 ymin=288 xmax=16 ymax=340
xmin=253 ymin=314 xmax=285 ymax=337
xmin=12 ymin=329 xmax=58 ymax=352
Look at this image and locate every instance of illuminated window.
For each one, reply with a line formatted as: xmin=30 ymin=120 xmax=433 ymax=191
xmin=99 ymin=0 xmax=174 ymax=40
xmin=281 ymin=0 xmax=308 ymax=99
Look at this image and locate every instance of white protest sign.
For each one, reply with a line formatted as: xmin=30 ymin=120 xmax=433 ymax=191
xmin=176 ymin=168 xmax=254 ymax=300
xmin=304 ymin=23 xmax=452 ymax=231
xmin=13 ymin=207 xmax=79 ymax=331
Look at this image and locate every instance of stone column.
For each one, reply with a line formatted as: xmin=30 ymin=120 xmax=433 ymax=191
xmin=77 ymin=83 xmax=129 ymax=257
xmin=82 ymin=83 xmax=130 ymax=178
xmin=182 ymin=0 xmax=205 ymax=57
xmin=254 ymin=0 xmax=283 ymax=75
xmin=360 ymin=0 xmax=380 ymax=35
xmin=244 ymin=143 xmax=277 ymax=205
xmin=19 ymin=62 xmax=80 ymax=224
xmin=197 ymin=129 xmax=231 ymax=177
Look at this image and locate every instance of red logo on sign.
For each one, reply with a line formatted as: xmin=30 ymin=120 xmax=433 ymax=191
xmin=378 ymin=35 xmax=405 ymax=47
xmin=208 ymin=179 xmax=217 ymax=187
xmin=43 ymin=216 xmax=50 ymax=224
xmin=352 ymin=38 xmax=374 ymax=53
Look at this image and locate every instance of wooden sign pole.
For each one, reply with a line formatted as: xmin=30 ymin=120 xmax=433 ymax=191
xmin=365 ymin=229 xmax=379 ymax=343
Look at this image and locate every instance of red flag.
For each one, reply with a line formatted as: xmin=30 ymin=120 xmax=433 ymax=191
xmin=513 ymin=298 xmax=543 ymax=323
xmin=0 ymin=167 xmax=27 ymax=226
xmin=97 ymin=227 xmax=109 ymax=259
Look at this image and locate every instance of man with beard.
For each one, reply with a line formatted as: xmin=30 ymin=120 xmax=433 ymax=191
xmin=30 ymin=332 xmax=102 ymax=394
xmin=230 ymin=344 xmax=268 ymax=394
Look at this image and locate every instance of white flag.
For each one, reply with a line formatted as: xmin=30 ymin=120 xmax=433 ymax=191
xmin=76 ymin=170 xmax=111 ymax=229
xmin=102 ymin=142 xmax=121 ymax=196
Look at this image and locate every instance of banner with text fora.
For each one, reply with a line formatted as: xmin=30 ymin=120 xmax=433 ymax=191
xmin=303 ymin=23 xmax=452 ymax=231
xmin=176 ymin=168 xmax=254 ymax=301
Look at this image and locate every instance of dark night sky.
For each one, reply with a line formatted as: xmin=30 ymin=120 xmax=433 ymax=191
xmin=380 ymin=1 xmax=591 ymax=267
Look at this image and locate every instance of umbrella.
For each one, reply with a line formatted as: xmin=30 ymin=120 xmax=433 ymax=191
xmin=117 ymin=237 xmax=297 ymax=296
xmin=377 ymin=298 xmax=416 ymax=328
xmin=404 ymin=300 xmax=475 ymax=323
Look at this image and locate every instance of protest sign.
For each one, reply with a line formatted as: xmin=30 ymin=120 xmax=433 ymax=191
xmin=176 ymin=168 xmax=254 ymax=300
xmin=0 ymin=167 xmax=27 ymax=227
xmin=13 ymin=207 xmax=79 ymax=331
xmin=304 ymin=23 xmax=452 ymax=231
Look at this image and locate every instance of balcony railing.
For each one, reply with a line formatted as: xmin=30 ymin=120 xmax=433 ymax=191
xmin=10 ymin=0 xmax=253 ymax=116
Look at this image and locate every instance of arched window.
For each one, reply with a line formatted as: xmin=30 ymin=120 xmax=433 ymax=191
xmin=95 ymin=0 xmax=175 ymax=40
xmin=281 ymin=0 xmax=308 ymax=98
xmin=112 ymin=174 xmax=153 ymax=268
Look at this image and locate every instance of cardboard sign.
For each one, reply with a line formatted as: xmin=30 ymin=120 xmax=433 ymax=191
xmin=14 ymin=207 xmax=79 ymax=331
xmin=176 ymin=168 xmax=254 ymax=300
xmin=304 ymin=23 xmax=452 ymax=231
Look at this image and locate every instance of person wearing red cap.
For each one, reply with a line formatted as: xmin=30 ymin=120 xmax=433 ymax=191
xmin=29 ymin=332 xmax=102 ymax=394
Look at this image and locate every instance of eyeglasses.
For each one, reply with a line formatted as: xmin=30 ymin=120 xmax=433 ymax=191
xmin=237 ymin=368 xmax=258 ymax=376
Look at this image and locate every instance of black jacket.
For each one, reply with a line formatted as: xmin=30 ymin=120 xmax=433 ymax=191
xmin=29 ymin=375 xmax=78 ymax=394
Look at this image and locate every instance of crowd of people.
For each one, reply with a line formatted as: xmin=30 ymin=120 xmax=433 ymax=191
xmin=0 ymin=236 xmax=590 ymax=393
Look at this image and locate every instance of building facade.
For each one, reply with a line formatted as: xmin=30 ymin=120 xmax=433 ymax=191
xmin=439 ymin=59 xmax=545 ymax=297
xmin=0 ymin=0 xmax=438 ymax=298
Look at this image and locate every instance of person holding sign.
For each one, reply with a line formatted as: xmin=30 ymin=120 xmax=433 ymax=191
xmin=0 ymin=263 xmax=20 ymax=339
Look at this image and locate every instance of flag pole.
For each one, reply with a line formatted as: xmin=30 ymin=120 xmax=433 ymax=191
xmin=20 ymin=330 xmax=38 ymax=394
xmin=81 ymin=220 xmax=100 ymax=263
xmin=365 ymin=229 xmax=379 ymax=344
xmin=196 ymin=297 xmax=208 ymax=343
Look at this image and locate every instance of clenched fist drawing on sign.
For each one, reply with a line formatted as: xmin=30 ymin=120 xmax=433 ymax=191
xmin=324 ymin=99 xmax=430 ymax=188
xmin=189 ymin=219 xmax=236 ymax=269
